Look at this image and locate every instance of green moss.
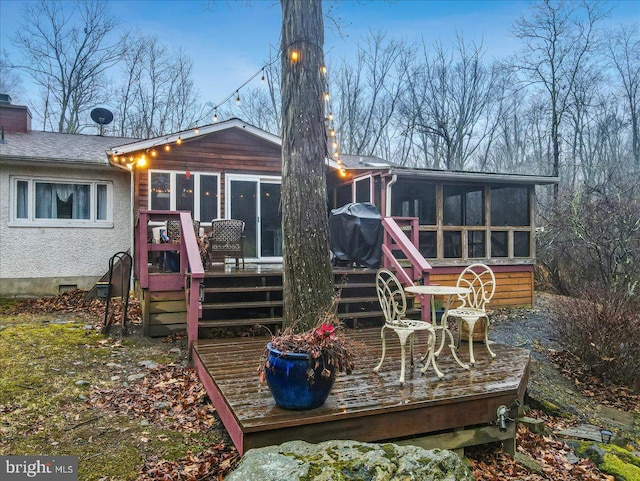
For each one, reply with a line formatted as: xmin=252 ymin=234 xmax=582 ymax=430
xmin=0 ymin=316 xmax=221 ymax=480
xmin=601 ymin=452 xmax=640 ymax=480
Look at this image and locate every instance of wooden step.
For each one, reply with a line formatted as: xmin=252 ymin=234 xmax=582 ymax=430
xmin=199 ymin=318 xmax=283 ymax=329
xmin=202 ymin=300 xmax=283 ymax=310
xmin=203 ymin=286 xmax=283 ymax=294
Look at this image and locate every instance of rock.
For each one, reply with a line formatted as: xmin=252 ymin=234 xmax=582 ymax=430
xmin=126 ymin=373 xmax=146 ymax=382
xmin=138 ymin=360 xmax=159 ymax=369
xmin=140 ymin=420 xmax=150 ymax=426
xmin=106 ymin=362 xmax=123 ymax=368
xmin=169 ymin=348 xmax=181 ymax=354
xmin=74 ymin=380 xmax=90 ymax=387
xmin=110 ymin=376 xmax=121 ymax=381
xmin=154 ymin=401 xmax=170 ymax=410
xmin=224 ymin=440 xmax=474 ymax=481
xmin=558 ymin=424 xmax=603 ymax=443
xmin=78 ymin=394 xmax=87 ymax=401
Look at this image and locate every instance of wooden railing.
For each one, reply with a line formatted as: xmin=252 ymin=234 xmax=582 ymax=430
xmin=381 ymin=216 xmax=433 ymax=322
xmin=135 ymin=210 xmax=204 ymax=353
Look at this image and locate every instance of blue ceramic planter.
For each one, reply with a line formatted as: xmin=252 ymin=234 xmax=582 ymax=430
xmin=264 ymin=343 xmax=336 ymax=410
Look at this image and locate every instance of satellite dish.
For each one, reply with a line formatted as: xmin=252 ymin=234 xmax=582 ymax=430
xmin=90 ymin=107 xmax=113 ymax=135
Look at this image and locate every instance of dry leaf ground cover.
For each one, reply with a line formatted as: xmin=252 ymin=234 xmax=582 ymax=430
xmin=1 ymin=292 xmax=638 ymax=480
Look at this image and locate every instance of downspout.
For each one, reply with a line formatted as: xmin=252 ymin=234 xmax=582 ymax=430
xmin=385 ymin=174 xmax=397 ymax=217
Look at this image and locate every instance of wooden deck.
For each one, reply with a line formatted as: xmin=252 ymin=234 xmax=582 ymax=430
xmin=193 ymin=327 xmax=530 ymax=455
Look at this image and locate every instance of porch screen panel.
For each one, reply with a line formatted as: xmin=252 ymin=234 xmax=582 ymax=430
xmin=150 ymin=172 xmax=171 ymax=210
xmin=443 ymin=231 xmax=462 ymax=258
xmin=355 ymin=177 xmax=371 ymax=203
xmin=390 ymin=180 xmax=436 ymax=224
xmin=176 ymin=173 xmax=194 ymax=214
xmin=491 ymin=186 xmax=529 ymax=226
xmin=468 ymin=231 xmax=486 ymax=258
xmin=335 ymin=184 xmax=351 ymax=208
xmin=513 ymin=231 xmax=531 ymax=257
xmin=419 ymin=231 xmax=437 ymax=258
xmin=443 ymin=185 xmax=484 ymax=226
xmin=491 ymin=231 xmax=508 ymax=257
xmin=200 ymin=175 xmax=218 ymax=222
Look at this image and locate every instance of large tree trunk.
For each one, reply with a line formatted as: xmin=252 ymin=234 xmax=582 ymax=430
xmin=280 ymin=0 xmax=334 ymax=331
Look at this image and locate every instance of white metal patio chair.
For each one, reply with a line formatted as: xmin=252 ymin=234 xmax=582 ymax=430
xmin=447 ymin=263 xmax=497 ymax=365
xmin=373 ymin=268 xmax=442 ymax=384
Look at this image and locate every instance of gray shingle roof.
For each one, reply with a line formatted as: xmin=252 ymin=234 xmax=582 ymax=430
xmin=0 ymin=130 xmax=138 ymax=166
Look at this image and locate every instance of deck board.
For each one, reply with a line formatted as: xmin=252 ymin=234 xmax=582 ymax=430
xmin=193 ymin=327 xmax=530 ymax=455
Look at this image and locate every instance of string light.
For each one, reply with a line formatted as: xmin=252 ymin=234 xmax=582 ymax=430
xmin=194 ymin=128 xmax=199 ymax=134
xmin=137 ymin=155 xmax=147 ymax=168
xmin=236 ymin=91 xmax=241 ymax=105
xmin=320 ymin=65 xmax=327 ymax=75
xmin=327 ymin=112 xmax=334 ymax=122
xmin=261 ymin=69 xmax=265 ymax=82
xmin=290 ymin=50 xmax=300 ymax=62
xmin=164 ymin=144 xmax=171 ymax=152
xmin=213 ymin=112 xmax=218 ymax=123
xmin=324 ymin=92 xmax=330 ymax=102
xmin=151 ymin=149 xmax=157 ymax=157
xmin=176 ymin=136 xmax=183 ymax=145
xmin=329 ymin=128 xmax=336 ymax=137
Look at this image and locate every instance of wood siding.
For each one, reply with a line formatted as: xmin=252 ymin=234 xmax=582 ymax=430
xmin=134 ymin=128 xmax=282 ymax=218
xmin=430 ymin=267 xmax=534 ymax=308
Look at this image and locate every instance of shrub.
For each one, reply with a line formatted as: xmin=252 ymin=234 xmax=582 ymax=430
xmin=536 ymin=181 xmax=640 ymax=298
xmin=553 ymin=286 xmax=640 ymax=388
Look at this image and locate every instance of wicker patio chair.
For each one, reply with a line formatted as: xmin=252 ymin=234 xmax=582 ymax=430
xmin=207 ymin=219 xmax=245 ymax=269
xmin=373 ymin=268 xmax=441 ymax=384
xmin=447 ymin=263 xmax=497 ymax=365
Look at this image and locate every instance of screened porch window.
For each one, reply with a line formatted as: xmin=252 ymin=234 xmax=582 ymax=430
xmin=149 ymin=170 xmax=219 ymax=223
xmin=390 ymin=180 xmax=533 ymax=261
xmin=390 ymin=180 xmax=436 ymax=224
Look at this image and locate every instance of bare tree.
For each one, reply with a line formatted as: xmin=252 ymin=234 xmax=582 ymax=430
xmin=0 ymin=51 xmax=25 ymax=101
xmin=606 ymin=24 xmax=640 ymax=167
xmin=333 ymin=31 xmax=409 ymax=156
xmin=280 ymin=0 xmax=334 ymax=330
xmin=401 ymin=37 xmax=497 ymax=170
xmin=113 ymin=35 xmax=200 ymax=137
xmin=13 ymin=0 xmax=127 ymax=133
xmin=511 ymin=0 xmax=609 ymax=197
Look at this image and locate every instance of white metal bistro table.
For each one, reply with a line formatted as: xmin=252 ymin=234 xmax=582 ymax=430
xmin=404 ymin=285 xmax=471 ymax=371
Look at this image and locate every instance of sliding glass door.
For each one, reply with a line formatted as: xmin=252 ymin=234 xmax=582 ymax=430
xmin=227 ymin=175 xmax=282 ymax=260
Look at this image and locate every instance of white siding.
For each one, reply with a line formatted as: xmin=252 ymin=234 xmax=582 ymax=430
xmin=0 ymin=163 xmax=131 ymax=296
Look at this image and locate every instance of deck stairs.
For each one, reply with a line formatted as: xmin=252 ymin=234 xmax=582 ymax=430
xmin=196 ymin=268 xmax=420 ymax=335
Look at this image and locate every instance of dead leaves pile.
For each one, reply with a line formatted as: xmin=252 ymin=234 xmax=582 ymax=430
xmin=549 ymin=349 xmax=640 ymax=413
xmin=89 ymin=365 xmax=216 ymax=433
xmin=138 ymin=442 xmax=239 ymax=481
xmin=8 ymin=289 xmax=141 ymax=327
xmin=468 ymin=423 xmax=612 ymax=480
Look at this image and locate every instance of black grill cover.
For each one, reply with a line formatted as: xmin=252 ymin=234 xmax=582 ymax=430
xmin=329 ymin=202 xmax=382 ymax=268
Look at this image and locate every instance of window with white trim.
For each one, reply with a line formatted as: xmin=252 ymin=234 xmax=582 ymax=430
xmin=11 ymin=177 xmax=112 ymax=225
xmin=149 ymin=170 xmax=220 ymax=223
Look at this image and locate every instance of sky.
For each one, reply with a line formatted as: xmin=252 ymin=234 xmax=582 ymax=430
xmin=1 ymin=0 xmax=639 ymax=120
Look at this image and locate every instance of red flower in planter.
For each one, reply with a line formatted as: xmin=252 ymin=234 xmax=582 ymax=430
xmin=315 ymin=322 xmax=335 ymax=339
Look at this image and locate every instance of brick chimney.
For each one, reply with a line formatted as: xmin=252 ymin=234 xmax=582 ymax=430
xmin=0 ymin=94 xmax=32 ymax=133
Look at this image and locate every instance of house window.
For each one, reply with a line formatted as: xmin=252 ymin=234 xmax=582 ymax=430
xmin=149 ymin=170 xmax=219 ymax=222
xmin=11 ymin=178 xmax=112 ymax=225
